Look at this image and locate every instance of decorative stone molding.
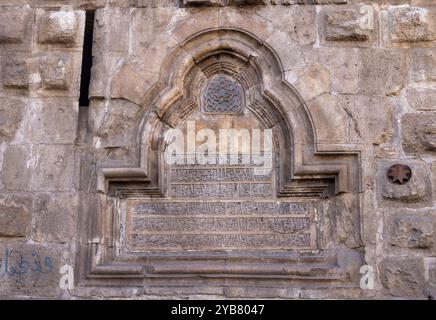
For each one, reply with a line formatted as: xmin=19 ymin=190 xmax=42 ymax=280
xmin=80 ymin=28 xmax=363 ymax=290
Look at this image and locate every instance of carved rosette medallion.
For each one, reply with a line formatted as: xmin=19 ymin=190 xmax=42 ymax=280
xmin=202 ymin=74 xmax=244 ymax=114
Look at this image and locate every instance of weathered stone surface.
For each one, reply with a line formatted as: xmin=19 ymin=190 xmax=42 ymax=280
xmin=37 ymin=10 xmax=79 ymax=46
xmin=295 ymin=64 xmax=331 ymax=101
xmin=388 ymin=215 xmax=436 ymax=250
xmin=0 ymin=0 xmax=436 ymax=300
xmin=0 ymin=194 xmax=31 ymax=237
xmin=402 ymin=113 xmax=436 ymax=154
xmin=406 ymin=88 xmax=436 ymax=111
xmin=410 ymin=48 xmax=436 ymax=83
xmin=31 ymin=145 xmax=77 ymax=191
xmin=0 ymin=7 xmax=30 ymax=44
xmin=0 ymin=98 xmax=24 ymax=143
xmin=93 ymin=99 xmax=139 ymax=149
xmin=322 ymin=7 xmax=373 ymax=43
xmin=339 ymin=95 xmax=394 ymax=144
xmin=0 ymin=242 xmax=63 ymax=298
xmin=379 ymin=161 xmax=432 ymax=207
xmin=380 ymin=258 xmax=425 ymax=297
xmin=389 ymin=7 xmax=436 ymax=43
xmin=358 ymin=49 xmax=407 ymax=95
xmin=2 ymin=56 xmax=29 ymax=89
xmin=306 ymin=94 xmax=348 ymax=143
xmin=33 ymin=193 xmax=77 ymax=243
xmin=39 ymin=54 xmax=72 ymax=90
xmin=16 ymin=99 xmax=78 ymax=144
xmin=111 ymin=64 xmax=152 ymax=105
xmin=1 ymin=145 xmax=32 ymax=191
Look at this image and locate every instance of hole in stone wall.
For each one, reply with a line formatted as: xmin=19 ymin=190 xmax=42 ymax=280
xmin=79 ymin=10 xmax=95 ymax=107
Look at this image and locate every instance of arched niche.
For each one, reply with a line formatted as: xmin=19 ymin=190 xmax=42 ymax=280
xmin=98 ymin=28 xmax=360 ymax=198
xmin=84 ymin=28 xmax=363 ymax=289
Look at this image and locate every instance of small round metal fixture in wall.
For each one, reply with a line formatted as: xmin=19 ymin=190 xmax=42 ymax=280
xmin=387 ymin=164 xmax=412 ymax=185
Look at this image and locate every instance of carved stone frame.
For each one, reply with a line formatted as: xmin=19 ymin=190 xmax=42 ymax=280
xmin=78 ymin=28 xmax=363 ymax=290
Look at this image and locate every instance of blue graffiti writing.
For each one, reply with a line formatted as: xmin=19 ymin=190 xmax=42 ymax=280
xmin=0 ymin=249 xmax=54 ymax=278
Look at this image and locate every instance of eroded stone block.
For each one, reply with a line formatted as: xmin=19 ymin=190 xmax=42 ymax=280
xmin=380 ymin=258 xmax=425 ymax=297
xmin=0 ymin=194 xmax=32 ymax=237
xmin=402 ymin=113 xmax=436 ymax=154
xmin=2 ymin=56 xmax=29 ymax=89
xmin=39 ymin=55 xmax=72 ymax=90
xmin=111 ymin=63 xmax=152 ymax=105
xmin=406 ymin=88 xmax=436 ymax=111
xmin=0 ymin=98 xmax=25 ymax=143
xmin=411 ymin=48 xmax=436 ymax=83
xmin=1 ymin=145 xmax=32 ymax=191
xmin=0 ymin=7 xmax=29 ymax=43
xmin=38 ymin=10 xmax=78 ymax=46
xmin=389 ymin=7 xmax=436 ymax=43
xmin=24 ymin=99 xmax=78 ymax=144
xmin=31 ymin=145 xmax=76 ymax=191
xmin=388 ymin=215 xmax=436 ymax=250
xmin=323 ymin=8 xmax=372 ymax=42
xmin=358 ymin=49 xmax=406 ymax=95
xmin=33 ymin=192 xmax=77 ymax=243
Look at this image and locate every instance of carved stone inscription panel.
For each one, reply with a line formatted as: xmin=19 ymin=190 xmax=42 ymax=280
xmin=125 ymin=108 xmax=318 ymax=252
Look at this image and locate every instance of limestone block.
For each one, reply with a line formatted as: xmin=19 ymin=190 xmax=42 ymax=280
xmin=0 ymin=98 xmax=25 ymax=143
xmin=406 ymin=88 xmax=436 ymax=111
xmin=33 ymin=192 xmax=78 ymax=243
xmin=39 ymin=54 xmax=72 ymax=90
xmin=380 ymin=258 xmax=425 ymax=297
xmin=294 ymin=64 xmax=331 ymax=101
xmin=2 ymin=56 xmax=29 ymax=89
xmin=0 ymin=194 xmax=32 ymax=237
xmin=316 ymin=48 xmax=358 ymax=94
xmin=111 ymin=63 xmax=153 ymax=105
xmin=31 ymin=145 xmax=76 ymax=191
xmin=0 ymin=7 xmax=30 ymax=44
xmin=322 ymin=7 xmax=373 ymax=43
xmin=358 ymin=49 xmax=407 ymax=95
xmin=37 ymin=10 xmax=79 ymax=46
xmin=402 ymin=113 xmax=436 ymax=154
xmin=305 ymin=94 xmax=349 ymax=144
xmin=339 ymin=95 xmax=394 ymax=144
xmin=389 ymin=7 xmax=436 ymax=42
xmin=23 ymin=99 xmax=78 ymax=144
xmin=93 ymin=99 xmax=140 ymax=148
xmin=379 ymin=161 xmax=432 ymax=208
xmin=1 ymin=145 xmax=32 ymax=191
xmin=0 ymin=243 xmax=63 ymax=298
xmin=411 ymin=48 xmax=436 ymax=83
xmin=388 ymin=215 xmax=436 ymax=250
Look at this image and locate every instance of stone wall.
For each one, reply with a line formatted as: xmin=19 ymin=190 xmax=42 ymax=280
xmin=0 ymin=0 xmax=435 ymax=299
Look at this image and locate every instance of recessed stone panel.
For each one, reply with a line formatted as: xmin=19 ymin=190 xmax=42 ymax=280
xmin=2 ymin=56 xmax=29 ymax=89
xmin=389 ymin=7 xmax=436 ymax=43
xmin=321 ymin=7 xmax=375 ymax=44
xmin=37 ymin=10 xmax=79 ymax=46
xmin=39 ymin=54 xmax=72 ymax=90
xmin=0 ymin=7 xmax=30 ymax=44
